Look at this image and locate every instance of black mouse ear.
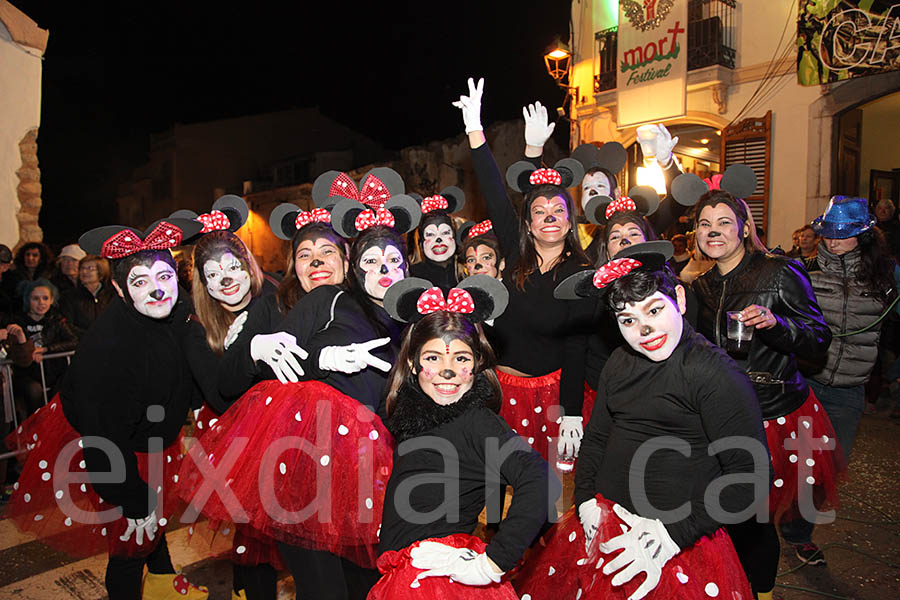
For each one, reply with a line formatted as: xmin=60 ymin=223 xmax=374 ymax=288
xmin=456 ymin=274 xmax=509 ymax=322
xmin=169 ymin=209 xmax=199 ymax=220
xmin=571 ymin=143 xmax=602 ymax=171
xmin=79 ymin=226 xmax=140 ymax=256
xmin=212 ymin=195 xmax=249 ymax=231
xmin=360 ymin=167 xmax=406 ymax=197
xmin=439 ymin=186 xmax=466 ymax=213
xmin=553 ymin=158 xmax=585 ymax=189
xmin=312 ymin=171 xmax=353 ymax=208
xmin=671 ymin=173 xmax=709 ymax=207
xmin=595 ymin=142 xmax=627 ymax=173
xmin=269 ymin=203 xmax=302 ymax=240
xmin=584 ymin=195 xmax=614 ymax=225
xmin=331 ymin=198 xmax=368 ymax=238
xmin=554 ymin=268 xmax=596 ymax=300
xmin=506 ymin=161 xmax=536 ymax=193
xmin=384 ymin=194 xmax=422 ymax=234
xmin=456 ymin=220 xmax=476 ymax=245
xmin=383 ymin=277 xmax=433 ymax=323
xmin=627 ymin=186 xmax=661 ymax=216
xmin=721 ymin=164 xmax=758 ymax=199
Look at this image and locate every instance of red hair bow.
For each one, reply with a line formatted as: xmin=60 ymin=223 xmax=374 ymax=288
xmin=355 ymin=208 xmax=396 ymax=232
xmin=421 ymin=195 xmax=449 ymax=214
xmin=101 ymin=221 xmax=184 ymax=260
xmin=295 ymin=208 xmax=332 ymax=229
xmin=605 ymin=197 xmax=638 ymax=219
xmin=197 ymin=209 xmax=231 ymax=233
xmin=328 ymin=172 xmax=391 ymax=209
xmin=592 ymin=257 xmax=643 ymax=289
xmin=704 ymin=174 xmax=723 ymax=191
xmin=416 ymin=286 xmax=475 ymax=315
xmin=529 ymin=168 xmax=562 ymax=186
xmin=468 ymin=219 xmax=493 ymax=238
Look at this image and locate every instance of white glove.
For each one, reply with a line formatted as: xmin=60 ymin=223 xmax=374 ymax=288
xmin=636 ymin=124 xmax=678 ymax=168
xmin=523 ymin=101 xmax=556 ymax=147
xmin=452 ymin=77 xmax=484 ymax=134
xmin=119 ymin=509 xmax=159 ymax=546
xmin=224 ymin=311 xmax=249 ymax=350
xmin=557 ymin=415 xmax=583 ymax=459
xmin=318 ymin=338 xmax=392 ymax=374
xmin=250 ymin=332 xmax=309 ymax=384
xmin=578 ymin=498 xmax=605 ymax=553
xmin=600 ymin=504 xmax=680 ymax=600
xmin=411 ymin=541 xmax=503 ymax=586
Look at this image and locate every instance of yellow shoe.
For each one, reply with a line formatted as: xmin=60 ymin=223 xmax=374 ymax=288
xmin=231 ymin=590 xmax=247 ymax=600
xmin=142 ymin=571 xmax=209 ymax=599
xmin=756 ymin=591 xmax=774 ymax=600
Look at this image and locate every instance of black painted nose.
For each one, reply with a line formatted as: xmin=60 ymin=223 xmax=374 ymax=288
xmin=380 ymin=264 xmax=389 ymax=274
xmin=708 ymin=231 xmax=722 ymax=238
xmin=149 ymin=289 xmax=164 ymax=301
xmin=220 ymin=277 xmax=233 ymax=287
xmin=439 ymin=369 xmax=456 ymax=379
xmin=544 ymin=215 xmax=556 ymax=223
xmin=310 ymin=259 xmax=324 ymax=268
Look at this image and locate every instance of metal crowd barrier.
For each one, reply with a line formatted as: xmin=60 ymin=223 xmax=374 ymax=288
xmin=1 ymin=350 xmax=75 ymax=461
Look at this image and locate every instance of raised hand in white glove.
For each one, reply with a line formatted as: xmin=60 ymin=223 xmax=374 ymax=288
xmin=119 ymin=509 xmax=159 ymax=546
xmin=451 ymin=77 xmax=484 ymax=134
xmin=636 ymin=123 xmax=679 ymax=168
xmin=523 ymin=101 xmax=556 ymax=147
xmin=600 ymin=504 xmax=680 ymax=600
xmin=578 ymin=498 xmax=606 ymax=553
xmin=318 ymin=338 xmax=392 ymax=374
xmin=250 ymin=332 xmax=309 ymax=384
xmin=411 ymin=541 xmax=503 ymax=586
xmin=557 ymin=415 xmax=584 ymax=459
xmin=224 ymin=311 xmax=249 ymax=350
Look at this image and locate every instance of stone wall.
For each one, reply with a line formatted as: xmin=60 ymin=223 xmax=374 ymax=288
xmin=15 ymin=128 xmax=41 ymax=246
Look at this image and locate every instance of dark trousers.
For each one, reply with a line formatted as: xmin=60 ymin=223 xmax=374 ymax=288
xmin=105 ymin=532 xmax=175 ymax=600
xmin=233 ymin=562 xmax=278 ymax=600
xmin=726 ymin=519 xmax=780 ymax=595
xmin=276 ymin=543 xmax=379 ymax=600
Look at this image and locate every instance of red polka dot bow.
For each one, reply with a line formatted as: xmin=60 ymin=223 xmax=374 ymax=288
xmin=704 ymin=173 xmax=723 ymax=191
xmin=592 ymin=257 xmax=643 ymax=289
xmin=604 ymin=197 xmax=638 ymax=219
xmin=101 ymin=221 xmax=184 ymax=259
xmin=416 ymin=286 xmax=475 ymax=315
xmin=295 ymin=208 xmax=332 ymax=229
xmin=420 ymin=195 xmax=449 ymax=214
xmin=328 ymin=172 xmax=391 ymax=209
xmin=468 ymin=219 xmax=493 ymax=238
xmin=529 ymin=168 xmax=562 ymax=186
xmin=197 ymin=209 xmax=231 ymax=233
xmin=355 ymin=208 xmax=396 ymax=232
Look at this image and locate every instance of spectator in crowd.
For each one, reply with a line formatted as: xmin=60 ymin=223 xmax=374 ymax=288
xmin=50 ymin=244 xmax=87 ymax=297
xmin=60 ymin=254 xmax=115 ymax=338
xmin=11 ymin=242 xmax=54 ymax=288
xmin=667 ymin=233 xmax=691 ymax=275
xmin=9 ymin=279 xmax=77 ymax=419
xmin=796 ymin=224 xmax=820 ymax=267
xmin=875 ymin=198 xmax=900 ymax=262
xmin=787 ymin=227 xmax=803 ymax=258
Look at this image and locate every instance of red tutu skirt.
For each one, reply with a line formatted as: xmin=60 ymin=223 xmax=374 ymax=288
xmin=181 ymin=404 xmax=285 ymax=570
xmin=514 ymin=495 xmax=752 ymax=600
xmin=3 ymin=396 xmax=186 ymax=558
xmin=368 ymin=533 xmax=518 ymax=599
xmin=764 ymin=388 xmax=846 ymax=521
xmin=175 ymin=379 xmax=394 ymax=569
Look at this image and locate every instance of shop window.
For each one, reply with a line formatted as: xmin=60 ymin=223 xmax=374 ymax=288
xmin=720 ymin=111 xmax=771 ymax=233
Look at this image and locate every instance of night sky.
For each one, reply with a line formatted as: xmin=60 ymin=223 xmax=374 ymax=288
xmin=11 ymin=1 xmax=573 ymax=245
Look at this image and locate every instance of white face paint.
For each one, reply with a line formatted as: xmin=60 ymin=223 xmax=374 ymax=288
xmin=359 ymin=244 xmax=405 ymax=301
xmin=615 ymin=289 xmax=686 ymax=361
xmin=422 ymin=222 xmax=456 ymax=262
xmin=203 ymin=251 xmax=251 ymax=306
xmin=126 ymin=260 xmax=178 ymax=319
xmin=581 ymin=171 xmax=612 ymax=209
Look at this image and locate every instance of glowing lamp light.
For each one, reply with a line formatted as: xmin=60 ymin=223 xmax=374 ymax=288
xmin=544 ymin=37 xmax=572 ymax=84
xmin=700 ymin=138 xmax=710 ymax=145
xmin=636 ymin=162 xmax=668 ymax=195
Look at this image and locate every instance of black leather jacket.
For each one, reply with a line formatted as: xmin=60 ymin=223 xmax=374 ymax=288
xmin=693 ymin=251 xmax=832 ymax=419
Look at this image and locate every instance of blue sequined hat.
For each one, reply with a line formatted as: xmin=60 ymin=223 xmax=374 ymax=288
xmin=811 ymin=196 xmax=876 ymax=239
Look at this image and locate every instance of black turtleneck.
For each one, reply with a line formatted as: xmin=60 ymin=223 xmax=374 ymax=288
xmin=378 ymin=374 xmax=560 ymax=571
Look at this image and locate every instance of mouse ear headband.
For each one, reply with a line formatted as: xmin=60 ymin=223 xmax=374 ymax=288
xmin=505 ymin=158 xmax=585 ymax=193
xmin=312 ymin=167 xmax=407 ymax=210
xmin=583 ymin=185 xmax=661 ymax=225
xmin=79 ymin=218 xmax=203 ymax=259
xmin=330 ymin=196 xmax=421 ymax=238
xmin=416 ymin=185 xmax=466 ymax=216
xmin=571 ymin=141 xmax=627 ymax=189
xmin=383 ymin=274 xmax=508 ymax=324
xmin=671 ymin=164 xmax=758 ymax=207
xmin=169 ymin=194 xmax=250 ymax=243
xmin=456 ymin=219 xmax=494 ymax=245
xmin=267 ymin=203 xmax=334 ymax=241
xmin=553 ymin=240 xmax=673 ymax=300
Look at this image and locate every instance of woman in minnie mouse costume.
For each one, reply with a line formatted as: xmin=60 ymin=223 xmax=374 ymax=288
xmin=454 ymin=77 xmax=596 ymax=466
xmin=515 ymin=241 xmax=762 ymax=600
xmin=369 ymin=275 xmax=559 ymax=599
xmin=409 ymin=186 xmax=466 ymax=289
xmin=178 ymin=169 xmax=421 ymax=600
xmin=4 ymin=218 xmax=209 ymax=600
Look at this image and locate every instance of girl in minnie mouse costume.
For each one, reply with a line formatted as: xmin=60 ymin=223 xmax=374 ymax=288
xmin=515 ymin=241 xmax=763 ymax=600
xmin=457 ymin=219 xmax=505 ymax=280
xmin=4 ymin=219 xmax=209 ymax=600
xmin=177 ymin=169 xmax=421 ymax=600
xmin=409 ymin=186 xmax=466 ymax=289
xmin=369 ymin=275 xmax=559 ymax=599
xmin=454 ymin=77 xmax=596 ymax=466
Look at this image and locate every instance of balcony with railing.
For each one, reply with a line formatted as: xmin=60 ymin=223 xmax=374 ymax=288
xmin=594 ymin=0 xmax=736 ymax=94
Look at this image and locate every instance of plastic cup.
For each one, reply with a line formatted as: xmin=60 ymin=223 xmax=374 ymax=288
xmin=726 ymin=311 xmax=753 ymax=355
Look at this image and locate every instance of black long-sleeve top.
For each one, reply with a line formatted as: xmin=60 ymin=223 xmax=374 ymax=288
xmin=59 ymin=296 xmax=195 ymax=518
xmin=218 ymin=285 xmax=404 ymax=416
xmin=574 ymin=323 xmax=769 ymax=549
xmin=409 ymin=259 xmax=458 ymax=290
xmin=470 ymin=143 xmax=595 ymax=416
xmin=379 ymin=375 xmax=560 ymax=571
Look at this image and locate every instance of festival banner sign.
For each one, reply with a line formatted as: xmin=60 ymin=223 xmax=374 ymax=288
xmin=616 ymin=0 xmax=688 ymax=128
xmin=798 ymin=1 xmax=900 ymax=86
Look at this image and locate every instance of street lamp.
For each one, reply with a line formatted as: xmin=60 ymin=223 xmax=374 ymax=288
xmin=544 ymin=37 xmax=572 ymax=85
